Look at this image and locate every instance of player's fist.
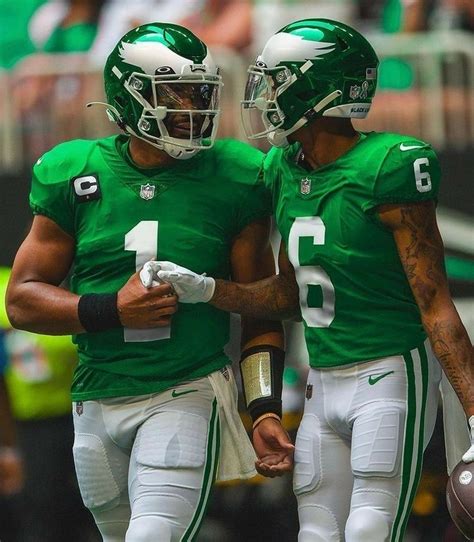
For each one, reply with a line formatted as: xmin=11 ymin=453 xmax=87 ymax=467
xmin=144 ymin=260 xmax=215 ymax=303
xmin=462 ymin=416 xmax=474 ymax=463
xmin=117 ymin=271 xmax=178 ymax=328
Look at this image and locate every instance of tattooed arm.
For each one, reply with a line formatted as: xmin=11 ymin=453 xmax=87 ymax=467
xmin=378 ymin=200 xmax=474 ymax=416
xmin=227 ymin=217 xmax=284 ymax=346
xmin=211 ymin=240 xmax=300 ymax=321
xmin=152 ymin=239 xmax=300 ymax=319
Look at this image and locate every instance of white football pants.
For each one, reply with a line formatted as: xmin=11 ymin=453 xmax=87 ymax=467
xmin=294 ymin=340 xmax=441 ymax=542
xmin=72 ymin=375 xmax=220 ymax=542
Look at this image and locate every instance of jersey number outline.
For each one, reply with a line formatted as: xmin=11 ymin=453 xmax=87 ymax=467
xmin=413 ymin=157 xmax=432 ymax=193
xmin=288 ymin=216 xmax=335 ymax=328
xmin=124 ymin=221 xmax=171 ymax=342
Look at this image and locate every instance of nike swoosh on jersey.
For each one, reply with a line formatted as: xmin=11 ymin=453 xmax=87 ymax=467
xmin=171 ymin=388 xmax=199 ymax=398
xmin=368 ymin=371 xmax=394 ymax=385
xmin=399 ymin=143 xmax=425 ymax=151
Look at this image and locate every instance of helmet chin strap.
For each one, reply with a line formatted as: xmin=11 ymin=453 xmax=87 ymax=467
xmin=128 ymin=129 xmax=200 ymax=160
xmin=153 ymin=118 xmax=201 ymax=160
xmin=268 ymin=117 xmax=306 ymax=148
xmin=163 ymin=143 xmax=199 ymax=160
xmin=268 ymin=90 xmax=343 ymax=148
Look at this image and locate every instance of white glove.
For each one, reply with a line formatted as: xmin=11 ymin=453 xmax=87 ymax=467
xmin=462 ymin=415 xmax=474 ymax=463
xmin=139 ymin=261 xmax=164 ymax=288
xmin=155 ymin=261 xmax=215 ymax=303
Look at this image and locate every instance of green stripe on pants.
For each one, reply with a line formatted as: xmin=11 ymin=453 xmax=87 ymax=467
xmin=181 ymin=398 xmax=220 ymax=541
xmin=391 ymin=343 xmax=429 ymax=541
xmin=399 ymin=344 xmax=429 ymax=538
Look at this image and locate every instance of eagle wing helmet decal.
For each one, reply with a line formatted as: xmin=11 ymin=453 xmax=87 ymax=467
xmin=260 ymin=32 xmax=335 ymax=68
xmin=118 ymin=41 xmax=198 ymax=74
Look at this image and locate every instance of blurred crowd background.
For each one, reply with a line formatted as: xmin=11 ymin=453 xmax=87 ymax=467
xmin=0 ymin=0 xmax=473 ymax=541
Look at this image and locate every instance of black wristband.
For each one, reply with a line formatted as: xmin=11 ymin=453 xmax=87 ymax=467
xmin=240 ymin=345 xmax=285 ymax=422
xmin=77 ymin=293 xmax=122 ymax=332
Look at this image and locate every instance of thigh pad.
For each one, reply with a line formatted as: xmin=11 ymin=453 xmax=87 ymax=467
xmin=136 ymin=411 xmax=208 ymax=469
xmin=73 ymin=432 xmax=122 ymax=511
xmin=351 ymin=405 xmax=404 ymax=477
xmin=293 ymin=413 xmax=321 ymax=496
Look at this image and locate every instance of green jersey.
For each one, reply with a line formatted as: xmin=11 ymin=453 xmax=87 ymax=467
xmin=264 ymin=131 xmax=440 ymax=368
xmin=30 ymin=136 xmax=270 ymax=400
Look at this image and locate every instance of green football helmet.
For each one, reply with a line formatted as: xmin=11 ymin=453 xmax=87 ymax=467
xmin=241 ymin=19 xmax=379 ymax=147
xmin=101 ymin=23 xmax=222 ymax=159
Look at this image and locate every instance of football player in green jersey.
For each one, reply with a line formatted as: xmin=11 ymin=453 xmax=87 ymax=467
xmin=148 ymin=19 xmax=474 ymax=542
xmin=6 ymin=23 xmax=286 ymax=542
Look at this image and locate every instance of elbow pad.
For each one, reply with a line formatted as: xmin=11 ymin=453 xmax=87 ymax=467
xmin=240 ymin=345 xmax=285 ymax=422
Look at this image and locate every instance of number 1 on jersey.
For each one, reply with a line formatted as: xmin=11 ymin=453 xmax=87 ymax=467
xmin=124 ymin=220 xmax=171 ymax=342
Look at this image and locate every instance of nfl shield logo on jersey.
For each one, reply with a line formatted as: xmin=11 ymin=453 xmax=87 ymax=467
xmin=300 ymin=178 xmax=312 ymax=195
xmin=140 ymin=183 xmax=156 ymax=200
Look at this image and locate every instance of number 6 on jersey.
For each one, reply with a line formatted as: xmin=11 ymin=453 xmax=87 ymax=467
xmin=288 ymin=216 xmax=335 ymax=328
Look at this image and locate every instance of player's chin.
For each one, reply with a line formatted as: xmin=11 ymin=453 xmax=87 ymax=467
xmin=167 ymin=118 xmax=204 ymax=139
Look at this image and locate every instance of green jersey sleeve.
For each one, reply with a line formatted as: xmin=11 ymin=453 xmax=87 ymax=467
xmin=30 ymin=171 xmax=75 ymax=236
xmin=262 ymin=147 xmax=278 ymax=191
xmin=261 ymin=145 xmax=287 ymax=210
xmin=369 ymin=141 xmax=440 ymax=209
xmin=29 ymin=140 xmax=95 ymax=236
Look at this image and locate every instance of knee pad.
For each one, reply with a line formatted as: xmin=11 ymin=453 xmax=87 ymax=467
xmin=92 ymin=498 xmax=130 ymax=542
xmin=345 ymin=507 xmax=389 ymax=542
xmin=298 ymin=504 xmax=341 ymax=542
xmin=298 ymin=528 xmax=331 ymax=542
xmin=126 ymin=516 xmax=172 ymax=542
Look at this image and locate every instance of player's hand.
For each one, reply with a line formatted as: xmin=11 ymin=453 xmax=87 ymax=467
xmin=139 ymin=261 xmax=164 ymax=288
xmin=462 ymin=415 xmax=474 ymax=463
xmin=252 ymin=417 xmax=294 ymax=478
xmin=144 ymin=260 xmax=215 ymax=304
xmin=0 ymin=447 xmax=24 ymax=495
xmin=117 ymin=270 xmax=178 ymax=328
